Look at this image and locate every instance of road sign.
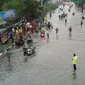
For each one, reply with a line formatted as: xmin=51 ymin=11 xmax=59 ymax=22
xmin=71 ymin=0 xmax=84 ymax=3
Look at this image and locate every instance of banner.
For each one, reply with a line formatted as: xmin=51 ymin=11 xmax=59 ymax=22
xmin=5 ymin=10 xmax=16 ymax=20
xmin=0 ymin=10 xmax=16 ymax=23
xmin=0 ymin=11 xmax=6 ymax=22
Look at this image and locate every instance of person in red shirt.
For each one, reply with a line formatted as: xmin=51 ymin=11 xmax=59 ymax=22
xmin=19 ymin=33 xmax=23 ymax=42
xmin=31 ymin=20 xmax=37 ymax=28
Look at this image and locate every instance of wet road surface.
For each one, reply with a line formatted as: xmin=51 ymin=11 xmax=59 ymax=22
xmin=0 ymin=3 xmax=85 ymax=85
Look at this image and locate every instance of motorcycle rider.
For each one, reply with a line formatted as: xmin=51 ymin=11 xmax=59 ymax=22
xmin=41 ymin=28 xmax=45 ymax=33
xmin=47 ymin=22 xmax=51 ymax=28
xmin=47 ymin=22 xmax=53 ymax=28
xmin=41 ymin=28 xmax=45 ymax=37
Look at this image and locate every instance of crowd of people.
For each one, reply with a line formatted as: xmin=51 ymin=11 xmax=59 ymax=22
xmin=0 ymin=2 xmax=83 ymax=71
xmin=0 ymin=15 xmax=54 ymax=61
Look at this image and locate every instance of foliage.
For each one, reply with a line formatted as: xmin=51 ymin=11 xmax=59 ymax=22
xmin=0 ymin=0 xmax=9 ymax=10
xmin=22 ymin=0 xmax=43 ymax=19
xmin=0 ymin=0 xmax=5 ymax=8
xmin=1 ymin=0 xmax=57 ymax=21
xmin=2 ymin=0 xmax=43 ymax=20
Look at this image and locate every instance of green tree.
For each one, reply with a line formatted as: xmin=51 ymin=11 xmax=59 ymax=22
xmin=2 ymin=0 xmax=43 ymax=20
xmin=23 ymin=0 xmax=43 ymax=19
xmin=0 ymin=0 xmax=9 ymax=10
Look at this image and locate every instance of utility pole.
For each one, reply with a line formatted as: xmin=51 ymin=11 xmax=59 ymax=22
xmin=82 ymin=2 xmax=83 ymax=13
xmin=81 ymin=0 xmax=84 ymax=13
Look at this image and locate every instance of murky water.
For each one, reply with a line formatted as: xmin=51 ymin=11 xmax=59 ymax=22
xmin=0 ymin=3 xmax=85 ymax=85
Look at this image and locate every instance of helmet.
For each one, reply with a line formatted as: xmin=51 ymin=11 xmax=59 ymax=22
xmin=42 ymin=28 xmax=44 ymax=30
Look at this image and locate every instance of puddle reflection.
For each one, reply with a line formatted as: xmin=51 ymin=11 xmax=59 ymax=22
xmin=6 ymin=63 xmax=13 ymax=72
xmin=56 ymin=35 xmax=59 ymax=40
xmin=72 ymin=71 xmax=77 ymax=80
xmin=69 ymin=33 xmax=72 ymax=40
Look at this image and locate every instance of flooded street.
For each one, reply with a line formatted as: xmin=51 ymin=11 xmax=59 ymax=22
xmin=0 ymin=3 xmax=85 ymax=85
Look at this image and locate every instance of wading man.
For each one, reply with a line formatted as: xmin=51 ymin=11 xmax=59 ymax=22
xmin=72 ymin=54 xmax=78 ymax=71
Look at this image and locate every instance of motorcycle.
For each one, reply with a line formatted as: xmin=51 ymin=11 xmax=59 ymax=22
xmin=41 ymin=32 xmax=45 ymax=38
xmin=25 ymin=46 xmax=36 ymax=55
xmin=47 ymin=22 xmax=53 ymax=29
xmin=47 ymin=22 xmax=51 ymax=28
